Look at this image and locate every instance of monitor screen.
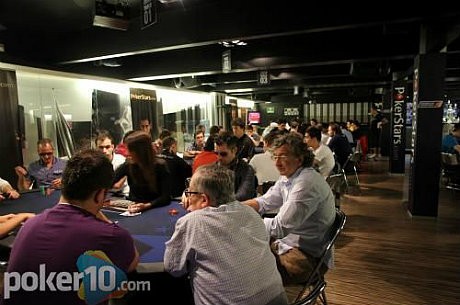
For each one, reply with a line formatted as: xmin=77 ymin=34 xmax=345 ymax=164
xmin=248 ymin=111 xmax=261 ymax=124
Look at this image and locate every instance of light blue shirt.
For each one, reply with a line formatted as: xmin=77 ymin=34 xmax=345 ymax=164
xmin=28 ymin=157 xmax=67 ymax=188
xmin=256 ymin=167 xmax=336 ymax=268
xmin=164 ymin=201 xmax=287 ymax=305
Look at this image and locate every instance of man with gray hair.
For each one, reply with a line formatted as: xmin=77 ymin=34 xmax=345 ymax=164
xmin=164 ymin=163 xmax=287 ymax=305
xmin=244 ymin=132 xmax=336 ymax=285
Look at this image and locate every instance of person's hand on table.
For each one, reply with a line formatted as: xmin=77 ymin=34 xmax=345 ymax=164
xmin=16 ymin=213 xmax=35 ymax=222
xmin=128 ymin=202 xmax=151 ymax=213
xmin=0 ymin=190 xmax=21 ymax=200
xmin=0 ymin=214 xmax=16 ymax=222
xmin=8 ymin=189 xmax=20 ymax=199
xmin=51 ymin=178 xmax=62 ymax=189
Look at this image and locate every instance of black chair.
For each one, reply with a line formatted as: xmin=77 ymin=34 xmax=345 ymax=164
xmin=260 ymin=181 xmax=278 ymax=218
xmin=326 ymin=159 xmax=347 ymax=209
xmin=291 ymin=209 xmax=347 ymax=305
xmin=261 ymin=180 xmax=276 ymax=194
xmin=290 ymin=280 xmax=326 ymax=305
xmin=341 ymin=152 xmax=361 ymax=193
xmin=441 ymin=153 xmax=460 ymax=191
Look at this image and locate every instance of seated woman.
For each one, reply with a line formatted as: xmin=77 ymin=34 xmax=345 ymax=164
xmin=113 ymin=131 xmax=172 ymax=213
xmin=0 ymin=177 xmax=20 ymax=201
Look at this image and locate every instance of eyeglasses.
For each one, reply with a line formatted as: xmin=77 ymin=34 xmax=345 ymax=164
xmin=271 ymin=154 xmax=289 ymax=161
xmin=39 ymin=152 xmax=53 ymax=157
xmin=217 ymin=151 xmax=228 ymax=157
xmin=98 ymin=145 xmax=112 ymax=150
xmin=184 ymin=188 xmax=203 ymax=197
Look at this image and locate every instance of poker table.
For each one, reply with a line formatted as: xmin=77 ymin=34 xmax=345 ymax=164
xmin=0 ymin=189 xmax=187 ymax=273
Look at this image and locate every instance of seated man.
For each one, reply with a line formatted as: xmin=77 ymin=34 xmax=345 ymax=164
xmin=164 ymin=163 xmax=288 ymax=305
xmin=14 ymin=138 xmax=67 ymax=191
xmin=249 ymin=130 xmax=281 ymax=194
xmin=95 ymin=131 xmax=129 ymax=196
xmin=158 ymin=136 xmax=192 ymax=197
xmin=183 ymin=130 xmax=205 ymax=165
xmin=0 ymin=177 xmax=20 ymax=201
xmin=231 ymin=118 xmax=255 ymax=161
xmin=442 ymin=123 xmax=460 ymax=155
xmin=304 ymin=126 xmax=335 ymax=178
xmin=244 ymin=133 xmax=336 ymax=285
xmin=5 ymin=149 xmax=139 ymax=305
xmin=216 ymin=132 xmax=256 ymax=201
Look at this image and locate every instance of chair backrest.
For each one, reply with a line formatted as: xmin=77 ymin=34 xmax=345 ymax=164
xmin=294 ymin=209 xmax=346 ymax=302
xmin=261 ymin=180 xmax=276 ymax=194
xmin=350 ymin=151 xmax=362 ymax=163
xmin=442 ymin=152 xmax=459 ymax=166
xmin=342 ymin=152 xmax=360 ymax=173
xmin=310 ymin=209 xmax=346 ymax=283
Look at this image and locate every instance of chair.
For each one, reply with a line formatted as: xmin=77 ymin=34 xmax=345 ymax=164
xmin=261 ymin=180 xmax=276 ymax=194
xmin=291 ymin=209 xmax=347 ymax=305
xmin=290 ymin=280 xmax=326 ymax=305
xmin=441 ymin=153 xmax=460 ymax=191
xmin=326 ymin=162 xmax=347 ymax=209
xmin=260 ymin=181 xmax=278 ymax=218
xmin=341 ymin=152 xmax=361 ymax=193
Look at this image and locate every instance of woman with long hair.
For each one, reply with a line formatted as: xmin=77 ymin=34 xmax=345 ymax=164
xmin=113 ymin=131 xmax=171 ymax=212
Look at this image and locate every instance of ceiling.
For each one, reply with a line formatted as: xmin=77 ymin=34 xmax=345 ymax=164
xmin=1 ymin=1 xmax=460 ymax=104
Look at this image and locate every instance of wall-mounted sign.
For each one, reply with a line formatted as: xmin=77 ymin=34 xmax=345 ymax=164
xmin=257 ymin=70 xmax=270 ymax=85
xmin=284 ymin=108 xmax=299 ymax=116
xmin=222 ymin=50 xmax=231 ymax=73
xmin=390 ymin=84 xmax=406 ymax=173
xmin=141 ymin=0 xmax=157 ymax=30
xmin=266 ymin=106 xmax=275 ymax=114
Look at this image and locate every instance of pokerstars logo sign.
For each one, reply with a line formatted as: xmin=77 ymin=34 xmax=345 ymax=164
xmin=3 ymin=250 xmax=150 ymax=305
xmin=392 ymin=86 xmax=405 ymax=145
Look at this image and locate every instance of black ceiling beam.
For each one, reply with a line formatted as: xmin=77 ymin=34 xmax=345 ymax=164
xmin=3 ymin=1 xmax=455 ymax=64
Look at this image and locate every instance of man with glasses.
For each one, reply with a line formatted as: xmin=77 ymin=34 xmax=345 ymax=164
xmin=244 ymin=133 xmax=336 ymax=285
xmin=165 ymin=163 xmax=288 ymax=305
xmin=216 ymin=132 xmax=256 ymax=201
xmin=14 ymin=138 xmax=67 ymax=191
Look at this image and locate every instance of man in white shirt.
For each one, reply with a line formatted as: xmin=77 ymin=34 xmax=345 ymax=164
xmin=304 ymin=126 xmax=335 ymax=178
xmin=244 ymin=133 xmax=336 ymax=285
xmin=249 ymin=130 xmax=281 ymax=194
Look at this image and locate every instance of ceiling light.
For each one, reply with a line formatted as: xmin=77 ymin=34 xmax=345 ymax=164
xmin=219 ymin=40 xmax=247 ymax=48
xmin=94 ymin=59 xmax=122 ymax=67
